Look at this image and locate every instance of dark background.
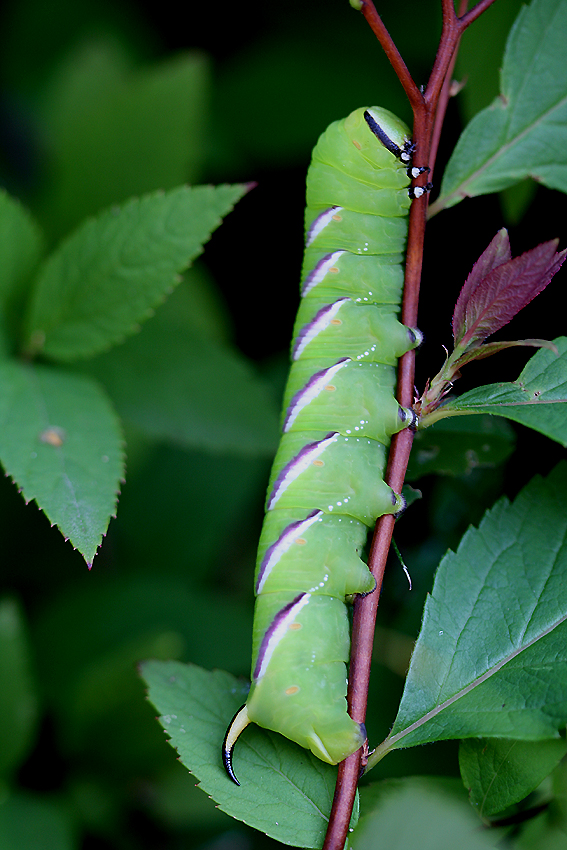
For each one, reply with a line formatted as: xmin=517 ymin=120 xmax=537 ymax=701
xmin=0 ymin=0 xmax=564 ymax=848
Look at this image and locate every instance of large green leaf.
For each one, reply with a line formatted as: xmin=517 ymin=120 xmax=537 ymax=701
xmin=431 ymin=0 xmax=567 ymax=213
xmin=24 ymin=183 xmax=249 ymax=361
xmin=0 ymin=361 xmax=124 ymax=564
xmin=141 ymin=660 xmax=357 ymax=849
xmin=459 ymin=737 xmax=567 ymax=817
xmin=439 ymin=337 xmax=567 ymax=446
xmin=83 ymin=273 xmax=280 ymax=455
xmin=0 ymin=599 xmax=38 ymax=780
xmin=39 ymin=40 xmax=210 ymax=240
xmin=369 ymin=463 xmax=567 ymax=762
xmin=455 ymin=0 xmax=525 ymax=124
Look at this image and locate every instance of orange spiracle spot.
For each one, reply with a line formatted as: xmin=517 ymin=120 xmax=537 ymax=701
xmin=332 ymin=213 xmax=342 ymax=221
xmin=352 ymin=140 xmax=362 ymax=150
xmin=288 ymin=623 xmax=302 ymax=631
xmin=312 ymin=459 xmax=324 ymax=467
xmin=285 ymin=686 xmax=300 ymax=695
xmin=330 ymin=319 xmax=342 ymax=325
xmin=324 ymin=385 xmax=336 ymax=392
xmin=294 ymin=537 xmax=307 ymax=545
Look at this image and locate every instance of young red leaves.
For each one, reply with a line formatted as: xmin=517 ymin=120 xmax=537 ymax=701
xmin=419 ymin=229 xmax=566 ymax=418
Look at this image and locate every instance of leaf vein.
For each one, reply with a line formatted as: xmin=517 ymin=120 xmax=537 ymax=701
xmin=387 ymin=610 xmax=567 ymax=748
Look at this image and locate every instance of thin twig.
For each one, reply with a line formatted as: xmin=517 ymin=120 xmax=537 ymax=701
xmin=357 ymin=1 xmax=423 ymax=111
xmin=429 ymin=0 xmax=497 ymax=182
xmin=429 ymin=0 xmax=468 ymax=182
xmin=321 ymin=2 xmax=497 ymax=848
xmin=460 ymin=0 xmax=498 ymax=29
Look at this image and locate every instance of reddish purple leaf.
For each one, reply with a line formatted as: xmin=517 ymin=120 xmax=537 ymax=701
xmin=453 ymin=338 xmax=558 ymax=369
xmin=452 ymin=229 xmax=511 ymax=343
xmin=454 ymin=239 xmax=566 ymax=349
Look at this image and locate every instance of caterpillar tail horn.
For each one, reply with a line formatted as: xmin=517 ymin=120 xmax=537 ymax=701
xmin=222 ymin=704 xmax=251 ymax=785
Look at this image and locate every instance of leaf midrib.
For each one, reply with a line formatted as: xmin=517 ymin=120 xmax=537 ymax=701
xmin=386 ymin=610 xmax=567 ymax=749
xmin=457 ymin=397 xmax=567 ymax=408
xmin=461 ymin=0 xmax=567 ymax=197
xmin=442 ymin=89 xmax=567 ymax=208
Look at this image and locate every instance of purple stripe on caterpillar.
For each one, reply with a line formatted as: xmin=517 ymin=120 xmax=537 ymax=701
xmin=301 ymin=251 xmax=345 ymax=297
xmin=292 ymin=298 xmax=350 ymax=361
xmin=253 ymin=593 xmax=311 ymax=681
xmin=283 ymin=359 xmax=351 ymax=432
xmin=266 ymin=432 xmax=339 ymax=510
xmin=256 ymin=510 xmax=323 ymax=594
xmin=305 ymin=207 xmax=343 ymax=248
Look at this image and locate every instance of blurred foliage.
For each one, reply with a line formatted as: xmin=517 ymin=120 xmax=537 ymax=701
xmin=0 ymin=0 xmax=565 ymax=848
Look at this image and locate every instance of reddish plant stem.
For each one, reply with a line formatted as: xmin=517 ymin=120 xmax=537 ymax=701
xmin=429 ymin=1 xmax=466 ymax=184
xmin=428 ymin=0 xmax=495 ymax=180
xmin=460 ymin=0 xmax=499 ymax=28
xmin=358 ymin=1 xmax=422 ymax=111
xmin=321 ymin=2 xmax=497 ymax=848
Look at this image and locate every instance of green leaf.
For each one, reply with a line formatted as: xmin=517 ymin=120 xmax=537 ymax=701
xmin=141 ymin=660 xmax=357 ymax=849
xmin=440 ymin=337 xmax=567 ymax=446
xmin=459 ymin=737 xmax=567 ymax=817
xmin=83 ymin=274 xmax=280 ymax=455
xmin=159 ymin=264 xmax=232 ymax=344
xmin=352 ymin=778 xmax=499 ymax=850
xmin=24 ymin=183 xmax=250 ymax=361
xmin=0 ymin=360 xmax=124 ymax=565
xmin=371 ymin=463 xmax=567 ymax=759
xmin=432 ymin=0 xmax=567 ymax=213
xmin=514 ymin=757 xmax=567 ymax=848
xmin=0 ymin=792 xmax=77 ymax=850
xmin=39 ymin=40 xmax=210 ymax=240
xmin=455 ymin=0 xmax=525 ymax=124
xmin=0 ymin=599 xmax=38 ymax=779
xmin=407 ymin=416 xmax=515 ymax=480
xmin=0 ymin=190 xmax=44 ymax=352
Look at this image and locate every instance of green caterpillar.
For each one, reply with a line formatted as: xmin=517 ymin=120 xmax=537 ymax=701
xmin=223 ymin=106 xmax=423 ymax=784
